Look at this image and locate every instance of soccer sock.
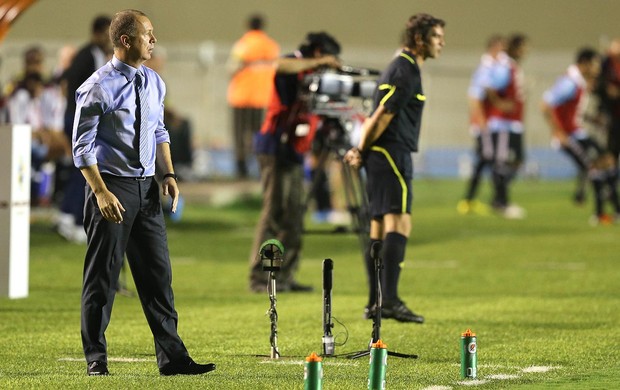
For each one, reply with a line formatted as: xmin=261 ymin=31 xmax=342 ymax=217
xmin=382 ymin=232 xmax=408 ymax=303
xmin=576 ymin=169 xmax=588 ymax=198
xmin=465 ymin=159 xmax=487 ymax=200
xmin=605 ymin=169 xmax=620 ymax=213
xmin=592 ymin=178 xmax=605 ymax=216
xmin=365 ymin=239 xmax=382 ymax=307
xmin=492 ymin=170 xmax=508 ymax=207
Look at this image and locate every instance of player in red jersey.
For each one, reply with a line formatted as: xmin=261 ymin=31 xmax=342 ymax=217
xmin=542 ymin=48 xmax=620 ymax=224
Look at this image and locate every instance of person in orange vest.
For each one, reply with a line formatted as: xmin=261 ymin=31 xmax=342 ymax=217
xmin=226 ymin=14 xmax=280 ymax=178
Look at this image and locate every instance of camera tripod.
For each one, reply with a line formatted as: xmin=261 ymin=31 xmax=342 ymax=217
xmin=346 ymin=241 xmax=418 ymax=360
xmin=303 ymin=116 xmax=370 ymax=256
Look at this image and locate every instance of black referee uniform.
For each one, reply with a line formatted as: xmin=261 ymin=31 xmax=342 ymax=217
xmin=366 ymin=49 xmax=424 ymax=221
xmin=363 ymin=49 xmax=426 ymax=320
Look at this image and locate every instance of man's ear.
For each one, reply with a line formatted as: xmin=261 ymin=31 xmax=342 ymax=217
xmin=121 ymin=35 xmax=131 ymax=48
xmin=414 ymin=33 xmax=424 ymax=47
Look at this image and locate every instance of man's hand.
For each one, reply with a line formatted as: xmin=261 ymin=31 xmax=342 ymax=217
xmin=343 ymin=147 xmax=363 ymax=169
xmin=96 ymin=190 xmax=126 ymax=224
xmin=162 ymin=177 xmax=180 ymax=213
xmin=318 ymin=55 xmax=341 ymax=69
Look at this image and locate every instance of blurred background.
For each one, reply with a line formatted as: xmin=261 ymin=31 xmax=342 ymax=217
xmin=1 ymin=0 xmax=618 ymax=178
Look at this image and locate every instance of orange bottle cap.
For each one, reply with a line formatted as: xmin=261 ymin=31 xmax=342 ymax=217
xmin=306 ymin=352 xmax=323 ymax=362
xmin=462 ymin=328 xmax=476 ymax=337
xmin=371 ymin=339 xmax=388 ymax=349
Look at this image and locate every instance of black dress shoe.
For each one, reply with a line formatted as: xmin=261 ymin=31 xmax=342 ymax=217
xmin=381 ymin=299 xmax=425 ymax=323
xmin=87 ymin=361 xmax=109 ymax=376
xmin=159 ymin=356 xmax=216 ymax=376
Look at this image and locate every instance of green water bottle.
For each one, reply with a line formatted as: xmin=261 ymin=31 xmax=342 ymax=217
xmin=304 ymin=352 xmax=323 ymax=390
xmin=460 ymin=329 xmax=477 ymax=379
xmin=368 ymin=339 xmax=388 ymax=389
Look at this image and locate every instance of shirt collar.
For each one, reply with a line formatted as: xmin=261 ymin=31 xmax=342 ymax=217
xmin=399 ymin=49 xmax=416 ymax=66
xmin=111 ymin=56 xmax=143 ymax=82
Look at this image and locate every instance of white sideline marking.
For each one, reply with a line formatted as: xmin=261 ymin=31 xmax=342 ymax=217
xmin=477 ymin=364 xmax=519 ymax=369
xmin=425 ymin=364 xmax=562 ymax=389
xmin=58 ymin=357 xmax=154 ymax=362
xmin=522 ymin=365 xmax=556 ymax=373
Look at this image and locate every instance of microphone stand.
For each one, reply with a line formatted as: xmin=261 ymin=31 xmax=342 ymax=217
xmin=322 ymin=259 xmax=335 ymax=356
xmin=346 ymin=241 xmax=418 ymax=359
xmin=257 ymin=239 xmax=284 ymax=359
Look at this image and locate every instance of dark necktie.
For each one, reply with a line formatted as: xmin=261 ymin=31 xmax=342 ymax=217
xmin=135 ymin=71 xmax=150 ymax=168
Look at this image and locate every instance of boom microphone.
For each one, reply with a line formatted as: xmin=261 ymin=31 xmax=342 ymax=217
xmin=323 ymin=258 xmax=333 ymax=294
xmin=322 ymin=258 xmax=335 ymax=356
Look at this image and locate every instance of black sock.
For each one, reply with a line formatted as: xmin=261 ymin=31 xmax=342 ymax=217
xmin=465 ymin=159 xmax=487 ymax=200
xmin=492 ymin=170 xmax=508 ymax=207
xmin=592 ymin=179 xmax=605 ymax=216
xmin=365 ymin=239 xmax=382 ymax=307
xmin=605 ymin=170 xmax=620 ymax=213
xmin=382 ymin=232 xmax=407 ymax=302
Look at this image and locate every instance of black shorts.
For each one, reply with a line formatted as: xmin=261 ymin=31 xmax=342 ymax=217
xmin=365 ymin=146 xmax=413 ymax=219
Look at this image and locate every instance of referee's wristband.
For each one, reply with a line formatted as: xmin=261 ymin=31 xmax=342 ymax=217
xmin=163 ymin=173 xmax=178 ymax=182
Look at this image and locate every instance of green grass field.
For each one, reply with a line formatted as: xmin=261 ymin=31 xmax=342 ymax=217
xmin=1 ymin=179 xmax=619 ymax=389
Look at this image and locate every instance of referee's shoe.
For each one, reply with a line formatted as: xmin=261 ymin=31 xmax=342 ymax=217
xmin=382 ymin=299 xmax=424 ymax=323
xmin=364 ymin=300 xmax=424 ymax=323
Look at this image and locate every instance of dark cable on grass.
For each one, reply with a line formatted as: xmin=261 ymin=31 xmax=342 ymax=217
xmin=332 ymin=316 xmax=349 ymax=347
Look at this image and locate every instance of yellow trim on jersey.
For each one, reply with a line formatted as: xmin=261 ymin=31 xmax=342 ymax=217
xmin=379 ymin=84 xmax=396 ymax=106
xmin=399 ymin=52 xmax=416 ymax=65
xmin=416 ymin=94 xmax=426 ymax=101
xmin=370 ymin=145 xmax=407 ymax=213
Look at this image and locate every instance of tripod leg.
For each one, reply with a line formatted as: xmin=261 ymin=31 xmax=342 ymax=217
xmin=342 ymin=163 xmax=370 ymax=255
xmin=303 ymin=149 xmax=332 ymax=220
xmin=372 ymin=242 xmax=382 ymax=344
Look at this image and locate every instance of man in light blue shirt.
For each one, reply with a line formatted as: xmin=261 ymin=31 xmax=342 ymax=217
xmin=73 ymin=9 xmax=215 ymax=377
xmin=73 ymin=54 xmax=168 ymax=178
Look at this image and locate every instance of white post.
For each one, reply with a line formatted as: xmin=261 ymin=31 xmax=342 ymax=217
xmin=0 ymin=124 xmax=31 ymax=299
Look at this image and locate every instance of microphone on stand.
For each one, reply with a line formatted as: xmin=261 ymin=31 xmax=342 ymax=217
xmin=322 ymin=258 xmax=335 ymax=356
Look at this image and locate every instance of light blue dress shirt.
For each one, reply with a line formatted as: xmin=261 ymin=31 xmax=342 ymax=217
xmin=72 ymin=56 xmax=170 ymax=177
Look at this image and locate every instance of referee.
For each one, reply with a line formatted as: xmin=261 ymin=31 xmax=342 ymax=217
xmin=344 ymin=13 xmax=445 ymax=323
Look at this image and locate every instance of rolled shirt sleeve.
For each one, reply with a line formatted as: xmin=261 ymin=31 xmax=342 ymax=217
xmin=73 ymin=82 xmax=108 ymax=169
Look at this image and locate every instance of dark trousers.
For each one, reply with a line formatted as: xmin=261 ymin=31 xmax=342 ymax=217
xmin=491 ymin=132 xmax=523 ymax=208
xmin=232 ymin=107 xmax=264 ymax=177
xmin=249 ymin=155 xmax=303 ymax=287
xmin=60 ymin=108 xmax=85 ymax=225
xmin=81 ymin=176 xmax=188 ymax=368
xmin=465 ymin=133 xmax=493 ymax=201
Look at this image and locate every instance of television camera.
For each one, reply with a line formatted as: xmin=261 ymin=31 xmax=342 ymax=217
xmin=300 ymin=65 xmax=380 ymax=120
xmin=299 ymin=66 xmax=379 ymax=255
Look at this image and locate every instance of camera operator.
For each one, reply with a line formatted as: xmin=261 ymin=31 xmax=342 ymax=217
xmin=344 ymin=13 xmax=446 ymax=323
xmin=248 ymin=32 xmax=341 ymax=293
